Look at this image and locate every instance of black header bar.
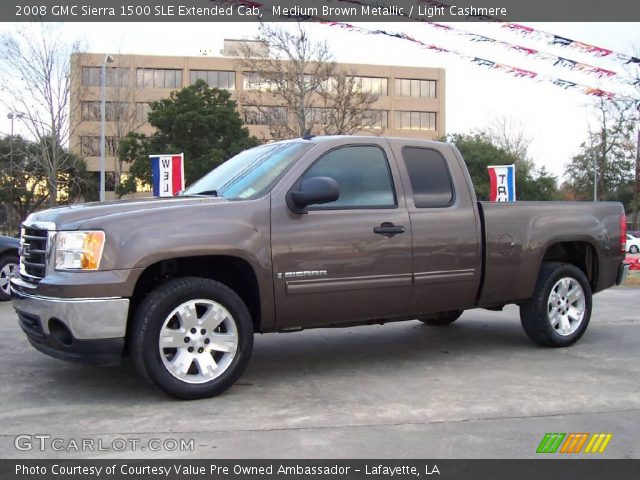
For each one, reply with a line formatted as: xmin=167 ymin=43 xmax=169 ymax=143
xmin=3 ymin=0 xmax=640 ymax=22
xmin=1 ymin=459 xmax=639 ymax=480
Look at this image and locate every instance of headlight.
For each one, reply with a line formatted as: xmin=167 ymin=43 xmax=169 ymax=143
xmin=55 ymin=231 xmax=105 ymax=270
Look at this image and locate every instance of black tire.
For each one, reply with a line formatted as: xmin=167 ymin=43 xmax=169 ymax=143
xmin=419 ymin=310 xmax=463 ymax=326
xmin=520 ymin=262 xmax=592 ymax=347
xmin=130 ymin=277 xmax=254 ymax=400
xmin=0 ymin=254 xmax=19 ymax=302
xmin=630 ymin=245 xmax=639 ymax=254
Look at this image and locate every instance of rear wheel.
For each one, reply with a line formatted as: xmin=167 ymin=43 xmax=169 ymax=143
xmin=630 ymin=245 xmax=639 ymax=254
xmin=419 ymin=310 xmax=463 ymax=326
xmin=0 ymin=254 xmax=18 ymax=301
xmin=130 ymin=277 xmax=253 ymax=399
xmin=520 ymin=263 xmax=591 ymax=347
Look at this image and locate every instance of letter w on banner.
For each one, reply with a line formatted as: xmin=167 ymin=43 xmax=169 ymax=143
xmin=150 ymin=154 xmax=185 ymax=197
xmin=487 ymin=164 xmax=516 ymax=202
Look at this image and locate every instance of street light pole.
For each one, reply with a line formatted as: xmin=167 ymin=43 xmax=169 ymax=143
xmin=99 ymin=53 xmax=114 ymax=202
xmin=7 ymin=113 xmax=15 ymax=234
xmin=6 ymin=112 xmax=25 ymax=235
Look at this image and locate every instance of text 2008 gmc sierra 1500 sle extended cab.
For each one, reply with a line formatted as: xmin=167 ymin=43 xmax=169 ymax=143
xmin=11 ymin=136 xmax=629 ymax=399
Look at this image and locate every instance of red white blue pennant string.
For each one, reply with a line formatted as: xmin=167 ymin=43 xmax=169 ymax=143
xmin=425 ymin=23 xmax=637 ymax=86
xmin=325 ymin=22 xmax=622 ymax=100
xmin=335 ymin=0 xmax=639 ymax=82
xmin=212 ymin=0 xmax=632 ymax=100
xmin=410 ymin=0 xmax=640 ymax=67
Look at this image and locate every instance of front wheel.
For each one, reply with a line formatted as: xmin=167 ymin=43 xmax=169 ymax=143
xmin=520 ymin=263 xmax=592 ymax=347
xmin=0 ymin=254 xmax=19 ymax=301
xmin=630 ymin=245 xmax=639 ymax=254
xmin=130 ymin=277 xmax=254 ymax=400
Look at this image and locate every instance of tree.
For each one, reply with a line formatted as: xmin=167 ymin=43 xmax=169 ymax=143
xmin=563 ymin=98 xmax=636 ymax=207
xmin=317 ymin=73 xmax=384 ymax=136
xmin=0 ymin=24 xmax=84 ymax=207
xmin=447 ymin=133 xmax=558 ymax=201
xmin=486 ymin=115 xmax=533 ymax=164
xmin=117 ymin=80 xmax=259 ymax=196
xmin=0 ymin=135 xmax=97 ymax=228
xmin=235 ymin=24 xmax=381 ymax=140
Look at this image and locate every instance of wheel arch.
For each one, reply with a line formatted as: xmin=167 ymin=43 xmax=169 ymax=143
xmin=128 ymin=255 xmax=264 ymax=335
xmin=538 ymin=240 xmax=599 ymax=291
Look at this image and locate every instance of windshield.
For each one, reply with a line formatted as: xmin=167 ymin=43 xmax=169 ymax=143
xmin=182 ymin=142 xmax=312 ymax=199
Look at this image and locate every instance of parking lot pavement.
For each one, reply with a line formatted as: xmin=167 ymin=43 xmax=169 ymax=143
xmin=1 ymin=286 xmax=639 ymax=459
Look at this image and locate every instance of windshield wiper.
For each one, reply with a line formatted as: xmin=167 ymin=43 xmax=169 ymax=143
xmin=183 ymin=190 xmax=220 ymax=197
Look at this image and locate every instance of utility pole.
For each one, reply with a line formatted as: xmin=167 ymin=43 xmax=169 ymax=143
xmin=634 ymin=127 xmax=640 ymax=230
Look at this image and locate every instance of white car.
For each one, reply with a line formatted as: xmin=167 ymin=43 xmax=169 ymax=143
xmin=627 ymin=234 xmax=640 ymax=254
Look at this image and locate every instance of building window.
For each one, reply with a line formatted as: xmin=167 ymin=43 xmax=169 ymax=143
xmin=304 ymin=107 xmax=333 ymax=125
xmin=136 ymin=68 xmax=183 ymax=88
xmin=401 ymin=147 xmax=454 ymax=208
xmin=190 ymin=70 xmax=236 ymax=90
xmin=136 ymin=103 xmax=152 ymax=123
xmin=82 ymin=67 xmax=129 ymax=87
xmin=394 ymin=111 xmax=437 ymax=131
xmin=81 ymin=101 xmax=100 ymax=121
xmin=80 ymin=136 xmax=118 ymax=156
xmin=394 ymin=78 xmax=437 ymax=98
xmin=81 ymin=101 xmax=129 ymax=122
xmin=243 ymin=105 xmax=287 ymax=125
xmin=361 ymin=110 xmax=388 ymax=130
xmin=351 ymin=76 xmax=388 ymax=96
xmin=243 ymin=72 xmax=278 ymax=92
xmin=89 ymin=171 xmax=118 ymax=192
xmin=105 ymin=171 xmax=118 ymax=192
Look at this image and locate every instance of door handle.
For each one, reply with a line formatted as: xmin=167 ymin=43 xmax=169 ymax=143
xmin=373 ymin=222 xmax=406 ymax=237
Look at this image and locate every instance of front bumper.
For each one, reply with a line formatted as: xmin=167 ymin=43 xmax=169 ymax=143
xmin=11 ymin=278 xmax=129 ymax=366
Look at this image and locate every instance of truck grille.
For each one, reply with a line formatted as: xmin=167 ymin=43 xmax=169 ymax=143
xmin=20 ymin=226 xmax=49 ymax=283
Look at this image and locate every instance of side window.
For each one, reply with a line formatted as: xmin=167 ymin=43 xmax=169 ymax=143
xmin=402 ymin=147 xmax=454 ymax=208
xmin=302 ymin=145 xmax=396 ymax=209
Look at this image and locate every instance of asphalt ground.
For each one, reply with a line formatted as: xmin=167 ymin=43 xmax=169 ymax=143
xmin=0 ymin=285 xmax=638 ymax=459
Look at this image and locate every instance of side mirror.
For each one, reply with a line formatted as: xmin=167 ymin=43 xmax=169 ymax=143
xmin=287 ymin=176 xmax=339 ymax=214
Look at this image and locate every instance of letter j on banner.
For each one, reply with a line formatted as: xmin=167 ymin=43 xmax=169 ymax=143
xmin=150 ymin=154 xmax=185 ymax=197
xmin=488 ymin=164 xmax=516 ymax=202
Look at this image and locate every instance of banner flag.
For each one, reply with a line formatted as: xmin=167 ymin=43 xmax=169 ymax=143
xmin=488 ymin=165 xmax=516 ymax=202
xmin=150 ymin=154 xmax=185 ymax=197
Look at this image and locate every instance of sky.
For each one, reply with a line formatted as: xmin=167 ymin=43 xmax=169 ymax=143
xmin=0 ymin=21 xmax=639 ymax=181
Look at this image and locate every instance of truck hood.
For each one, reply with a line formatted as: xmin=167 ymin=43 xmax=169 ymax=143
xmin=26 ymin=196 xmax=227 ymax=230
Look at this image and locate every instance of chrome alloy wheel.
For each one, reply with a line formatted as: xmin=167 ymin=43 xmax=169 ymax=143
xmin=547 ymin=277 xmax=586 ymax=336
xmin=0 ymin=261 xmax=17 ymax=296
xmin=158 ymin=299 xmax=239 ymax=384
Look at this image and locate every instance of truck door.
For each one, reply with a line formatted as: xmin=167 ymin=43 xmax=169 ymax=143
xmin=270 ymin=141 xmax=413 ymax=329
xmin=389 ymin=142 xmax=482 ymax=315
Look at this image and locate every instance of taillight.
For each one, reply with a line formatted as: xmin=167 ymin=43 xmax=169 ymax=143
xmin=620 ymin=213 xmax=627 ymax=253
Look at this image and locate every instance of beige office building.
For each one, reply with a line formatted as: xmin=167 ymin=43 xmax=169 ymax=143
xmin=70 ymin=43 xmax=446 ymax=196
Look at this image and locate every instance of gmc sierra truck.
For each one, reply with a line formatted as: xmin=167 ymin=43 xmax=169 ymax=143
xmin=11 ymin=136 xmax=629 ymax=399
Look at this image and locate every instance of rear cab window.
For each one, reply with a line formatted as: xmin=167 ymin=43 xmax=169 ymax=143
xmin=401 ymin=147 xmax=455 ymax=208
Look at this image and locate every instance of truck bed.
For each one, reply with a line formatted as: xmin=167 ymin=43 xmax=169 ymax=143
xmin=477 ymin=201 xmax=624 ymax=306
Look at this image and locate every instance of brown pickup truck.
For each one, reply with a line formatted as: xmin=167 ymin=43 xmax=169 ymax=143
xmin=11 ymin=136 xmax=629 ymax=399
